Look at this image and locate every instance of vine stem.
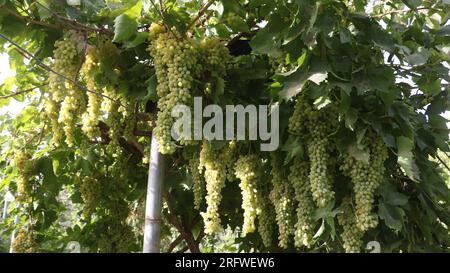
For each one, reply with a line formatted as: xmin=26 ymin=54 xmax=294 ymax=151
xmin=0 ymin=84 xmax=47 ymax=99
xmin=436 ymin=154 xmax=450 ymax=173
xmin=148 ymin=0 xmax=179 ymax=39
xmin=0 ymin=33 xmax=125 ymax=108
xmin=372 ymin=7 xmax=432 ymax=18
xmin=186 ymin=0 xmax=216 ymax=31
xmin=4 ymin=4 xmax=111 ymax=34
xmin=33 ymin=2 xmax=112 ymax=34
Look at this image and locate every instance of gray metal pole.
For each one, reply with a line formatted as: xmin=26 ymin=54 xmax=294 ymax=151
xmin=143 ymin=132 xmax=164 ymax=253
xmin=2 ymin=200 xmax=7 ymax=219
xmin=9 ymin=214 xmax=20 ymax=253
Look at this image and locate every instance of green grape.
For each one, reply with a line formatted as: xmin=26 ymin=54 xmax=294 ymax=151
xmin=122 ymin=100 xmax=137 ymax=141
xmin=59 ymin=82 xmax=85 ymax=147
xmin=289 ymin=96 xmax=337 ymax=208
xmin=13 ymin=151 xmax=34 ymax=199
xmin=149 ymin=22 xmax=166 ymax=39
xmin=148 ymin=28 xmax=199 ymax=154
xmin=47 ymin=31 xmax=84 ymax=147
xmin=269 ymin=153 xmax=295 ymax=249
xmin=78 ymin=175 xmax=103 ymax=218
xmin=235 ymin=154 xmax=262 ymax=236
xmin=81 ymin=46 xmax=102 ymax=139
xmin=257 ymin=167 xmax=275 ymax=248
xmin=199 ymin=37 xmax=230 ymax=77
xmin=97 ymin=218 xmax=137 ymax=253
xmin=104 ymin=88 xmax=122 ymax=155
xmin=189 ymin=152 xmax=205 ymax=210
xmin=338 ymin=197 xmax=363 ymax=253
xmin=11 ymin=229 xmax=39 ymax=253
xmin=198 ymin=141 xmax=228 ymax=234
xmin=288 ymin=96 xmax=311 ymax=135
xmin=307 ymin=121 xmax=334 ymax=208
xmin=289 ymin=157 xmax=315 ymax=248
xmin=45 ymin=99 xmax=63 ymax=145
xmin=224 ymin=140 xmax=238 ymax=181
xmin=341 ymin=136 xmax=388 ymax=231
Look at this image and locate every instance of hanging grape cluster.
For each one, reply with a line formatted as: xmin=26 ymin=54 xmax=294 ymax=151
xmin=199 ymin=37 xmax=230 ymax=77
xmin=148 ymin=25 xmax=200 ymax=154
xmin=189 ymin=151 xmax=205 ymax=210
xmin=289 ymin=96 xmax=336 ymax=208
xmin=341 ymin=136 xmax=388 ymax=232
xmin=337 ymin=197 xmax=364 ymax=253
xmin=198 ymin=141 xmax=229 ymax=234
xmin=11 ymin=229 xmax=39 ymax=253
xmin=257 ymin=167 xmax=275 ymax=248
xmin=46 ymin=31 xmax=85 ymax=147
xmin=235 ymin=154 xmax=262 ymax=236
xmin=307 ymin=120 xmax=334 ymax=208
xmin=13 ymin=151 xmax=34 ymax=200
xmin=78 ymin=175 xmax=103 ymax=218
xmin=270 ymin=153 xmax=295 ymax=248
xmin=289 ymin=157 xmax=315 ymax=248
xmin=96 ymin=218 xmax=137 ymax=253
xmin=148 ymin=23 xmax=230 ymax=154
xmin=81 ymin=46 xmax=102 ymax=139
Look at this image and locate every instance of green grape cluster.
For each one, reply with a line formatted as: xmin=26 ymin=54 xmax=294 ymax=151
xmin=97 ymin=218 xmax=137 ymax=253
xmin=307 ymin=121 xmax=334 ymax=208
xmin=289 ymin=158 xmax=315 ymax=248
xmin=338 ymin=197 xmax=363 ymax=253
xmin=104 ymin=88 xmax=122 ymax=155
xmin=289 ymin=96 xmax=337 ymax=208
xmin=148 ymin=27 xmax=200 ymax=154
xmin=288 ymin=96 xmax=311 ymax=135
xmin=189 ymin=153 xmax=205 ymax=210
xmin=235 ymin=154 xmax=262 ymax=236
xmin=257 ymin=169 xmax=275 ymax=247
xmin=223 ymin=140 xmax=238 ymax=181
xmin=11 ymin=229 xmax=39 ymax=253
xmin=122 ymin=99 xmax=137 ymax=141
xmin=199 ymin=37 xmax=230 ymax=77
xmin=269 ymin=153 xmax=295 ymax=249
xmin=198 ymin=141 xmax=228 ymax=234
xmin=13 ymin=151 xmax=34 ymax=199
xmin=78 ymin=176 xmax=102 ymax=218
xmin=81 ymin=46 xmax=102 ymax=139
xmin=46 ymin=31 xmax=84 ymax=147
xmin=341 ymin=137 xmax=388 ymax=231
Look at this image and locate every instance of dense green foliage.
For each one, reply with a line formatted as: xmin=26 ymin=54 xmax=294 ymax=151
xmin=0 ymin=0 xmax=449 ymax=253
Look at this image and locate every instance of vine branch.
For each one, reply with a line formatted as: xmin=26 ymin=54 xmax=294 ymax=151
xmin=372 ymin=7 xmax=434 ymax=18
xmin=437 ymin=154 xmax=450 ymax=173
xmin=0 ymin=84 xmax=47 ymax=99
xmin=33 ymin=2 xmax=112 ymax=34
xmin=186 ymin=0 xmax=216 ymax=31
xmin=148 ymin=0 xmax=179 ymax=39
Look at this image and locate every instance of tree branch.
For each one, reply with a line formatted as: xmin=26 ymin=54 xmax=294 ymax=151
xmin=167 ymin=234 xmax=183 ymax=253
xmin=164 ymin=191 xmax=201 ymax=253
xmin=437 ymin=154 xmax=450 ymax=173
